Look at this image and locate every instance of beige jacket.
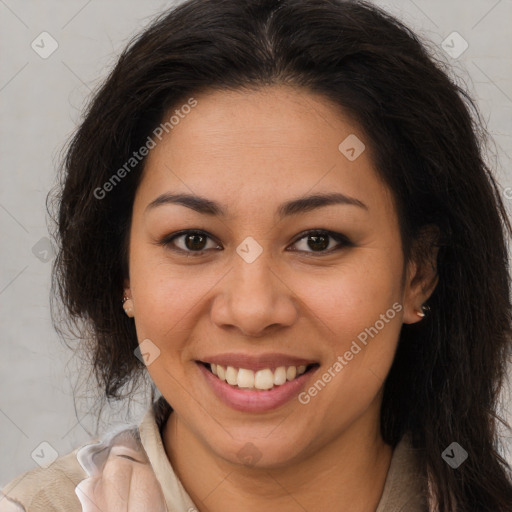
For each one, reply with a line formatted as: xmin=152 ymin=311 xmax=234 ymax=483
xmin=0 ymin=400 xmax=428 ymax=512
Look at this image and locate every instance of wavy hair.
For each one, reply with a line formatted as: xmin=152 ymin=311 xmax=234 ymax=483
xmin=47 ymin=0 xmax=512 ymax=510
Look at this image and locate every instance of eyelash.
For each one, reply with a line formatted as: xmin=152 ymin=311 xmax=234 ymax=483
xmin=157 ymin=229 xmax=353 ymax=257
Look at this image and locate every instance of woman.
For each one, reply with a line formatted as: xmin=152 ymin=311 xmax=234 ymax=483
xmin=1 ymin=0 xmax=512 ymax=510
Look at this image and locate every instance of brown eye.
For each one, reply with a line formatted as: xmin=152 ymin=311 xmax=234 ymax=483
xmin=306 ymin=233 xmax=330 ymax=251
xmin=289 ymin=230 xmax=352 ymax=254
xmin=184 ymin=232 xmax=208 ymax=250
xmin=159 ymin=230 xmax=221 ymax=256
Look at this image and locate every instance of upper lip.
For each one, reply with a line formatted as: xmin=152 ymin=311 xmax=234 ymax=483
xmin=198 ymin=353 xmax=319 ymax=371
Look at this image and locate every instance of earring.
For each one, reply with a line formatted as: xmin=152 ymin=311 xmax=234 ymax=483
xmin=415 ymin=304 xmax=430 ymax=318
xmin=122 ymin=296 xmax=134 ymax=317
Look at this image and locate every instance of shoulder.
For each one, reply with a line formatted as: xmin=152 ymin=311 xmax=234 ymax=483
xmin=0 ymin=423 xmax=142 ymax=512
xmin=0 ymin=446 xmax=87 ymax=512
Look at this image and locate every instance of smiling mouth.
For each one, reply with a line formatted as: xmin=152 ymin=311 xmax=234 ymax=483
xmin=199 ymin=362 xmax=319 ymax=391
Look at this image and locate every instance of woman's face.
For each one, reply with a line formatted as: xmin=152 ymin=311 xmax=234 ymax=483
xmin=125 ymin=85 xmax=428 ymax=467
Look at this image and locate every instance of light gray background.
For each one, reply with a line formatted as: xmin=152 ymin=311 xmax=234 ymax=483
xmin=1 ymin=0 xmax=511 ymax=485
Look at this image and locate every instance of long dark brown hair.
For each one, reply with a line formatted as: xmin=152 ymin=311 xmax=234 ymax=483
xmin=47 ymin=0 xmax=512 ymax=509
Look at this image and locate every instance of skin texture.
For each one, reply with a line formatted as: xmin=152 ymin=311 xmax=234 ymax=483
xmin=123 ymin=85 xmax=438 ymax=512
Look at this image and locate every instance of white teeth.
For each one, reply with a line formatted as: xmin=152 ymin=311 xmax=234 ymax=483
xmin=237 ymin=368 xmax=254 ymax=388
xmin=273 ymin=366 xmax=287 ymax=386
xmin=216 ymin=364 xmax=226 ymax=381
xmin=286 ymin=366 xmax=297 ymax=381
xmin=207 ymin=363 xmax=311 ymax=390
xmin=225 ymin=366 xmax=238 ymax=385
xmin=254 ymin=369 xmax=274 ymax=390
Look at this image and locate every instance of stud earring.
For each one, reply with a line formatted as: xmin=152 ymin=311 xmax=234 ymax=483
xmin=122 ymin=296 xmax=134 ymax=317
xmin=415 ymin=304 xmax=430 ymax=318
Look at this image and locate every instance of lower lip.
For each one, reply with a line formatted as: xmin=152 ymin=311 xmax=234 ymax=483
xmin=197 ymin=362 xmax=318 ymax=413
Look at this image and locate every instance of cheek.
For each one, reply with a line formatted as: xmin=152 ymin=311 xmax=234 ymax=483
xmin=129 ymin=243 xmax=213 ymax=342
xmin=301 ymin=254 xmax=403 ymax=409
xmin=302 ymin=251 xmax=403 ymax=342
xmin=295 ymin=251 xmax=404 ymax=414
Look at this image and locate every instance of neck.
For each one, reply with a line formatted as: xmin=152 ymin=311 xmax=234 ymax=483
xmin=162 ymin=404 xmax=393 ymax=512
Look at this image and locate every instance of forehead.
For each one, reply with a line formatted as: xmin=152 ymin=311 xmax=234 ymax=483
xmin=135 ymin=85 xmax=396 ymax=222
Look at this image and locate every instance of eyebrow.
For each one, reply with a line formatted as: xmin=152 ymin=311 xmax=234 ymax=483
xmin=145 ymin=192 xmax=368 ymax=218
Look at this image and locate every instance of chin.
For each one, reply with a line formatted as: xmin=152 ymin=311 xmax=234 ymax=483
xmin=202 ymin=424 xmax=312 ymax=469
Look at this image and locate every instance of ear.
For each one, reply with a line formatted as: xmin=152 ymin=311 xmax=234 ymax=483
xmin=402 ymin=225 xmax=440 ymax=324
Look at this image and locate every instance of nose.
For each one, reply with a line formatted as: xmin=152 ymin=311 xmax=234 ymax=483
xmin=210 ymin=251 xmax=299 ymax=338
